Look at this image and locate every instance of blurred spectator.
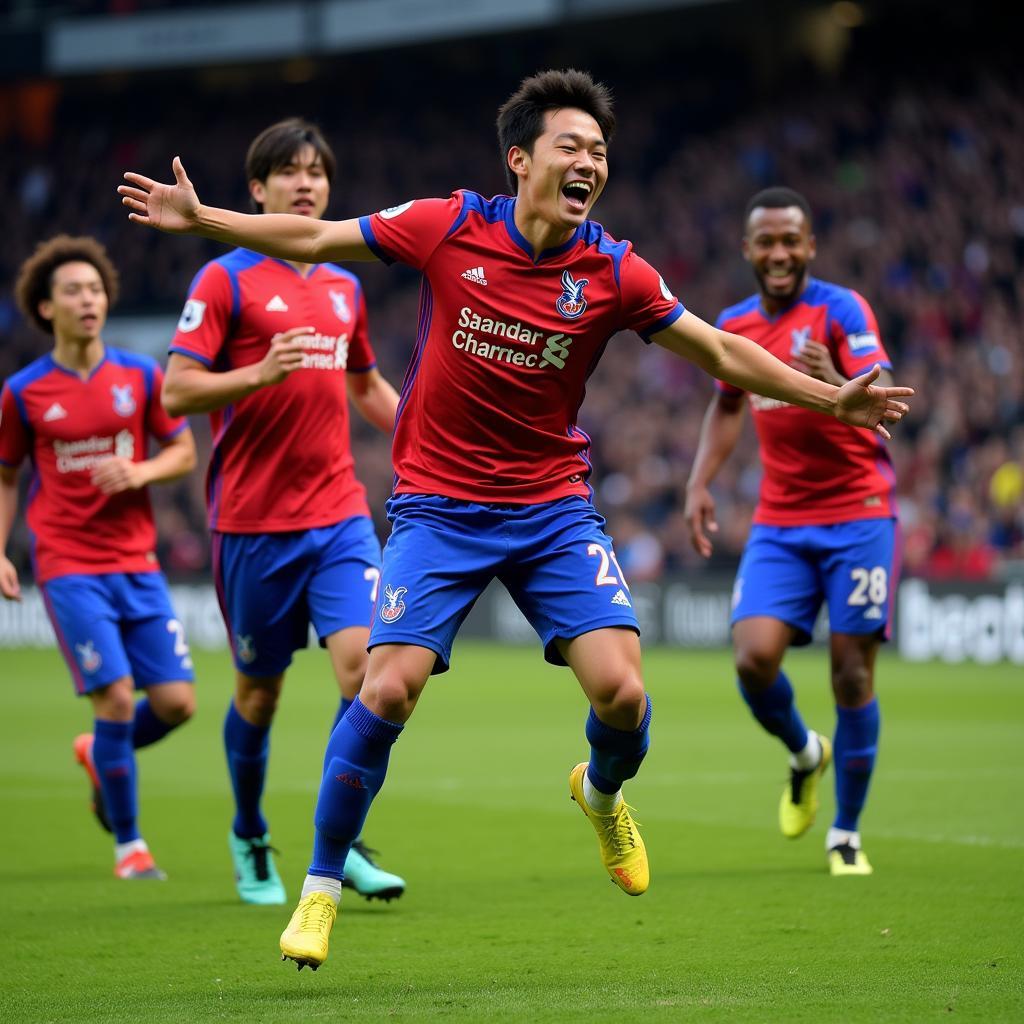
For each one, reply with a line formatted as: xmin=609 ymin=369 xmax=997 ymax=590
xmin=1 ymin=30 xmax=1022 ymax=582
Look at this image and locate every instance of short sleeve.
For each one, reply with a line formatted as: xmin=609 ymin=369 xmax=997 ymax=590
xmin=169 ymin=261 xmax=235 ymax=367
xmin=146 ymin=363 xmax=188 ymax=441
xmin=358 ymin=194 xmax=464 ymax=270
xmin=828 ymin=290 xmax=891 ymax=379
xmin=346 ymin=285 xmax=377 ymax=373
xmin=618 ymin=248 xmax=686 ymax=341
xmin=0 ymin=384 xmax=29 ymax=468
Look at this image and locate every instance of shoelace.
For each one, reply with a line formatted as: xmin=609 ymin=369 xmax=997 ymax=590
xmin=599 ymin=804 xmax=641 ymax=855
xmin=246 ymin=840 xmax=280 ymax=882
xmin=350 ymin=839 xmax=381 ymax=866
xmin=299 ymin=895 xmax=335 ymax=931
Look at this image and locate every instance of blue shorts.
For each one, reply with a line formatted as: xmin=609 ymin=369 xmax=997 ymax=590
xmin=731 ymin=519 xmax=899 ymax=645
xmin=368 ymin=494 xmax=639 ymax=673
xmin=41 ymin=571 xmax=194 ymax=696
xmin=212 ymin=516 xmax=382 ymax=676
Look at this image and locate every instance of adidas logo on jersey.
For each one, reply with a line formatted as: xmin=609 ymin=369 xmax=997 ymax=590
xmin=265 ymin=295 xmax=289 ymax=312
xmin=461 ymin=266 xmax=488 ymax=286
xmin=611 ymin=589 xmax=631 ymax=607
xmin=863 ymin=606 xmax=883 ymax=620
xmin=43 ymin=402 xmax=68 ymax=422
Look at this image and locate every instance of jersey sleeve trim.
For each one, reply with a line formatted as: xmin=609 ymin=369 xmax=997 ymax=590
xmin=637 ymin=302 xmax=686 ymax=342
xmin=168 ymin=345 xmax=214 ymax=368
xmin=347 ymin=361 xmax=377 ymax=374
xmin=156 ymin=421 xmax=189 ymax=442
xmin=359 ymin=216 xmax=393 ymax=265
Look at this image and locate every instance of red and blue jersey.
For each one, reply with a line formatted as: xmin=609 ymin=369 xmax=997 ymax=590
xmin=359 ymin=191 xmax=684 ymax=504
xmin=716 ymin=277 xmax=896 ymax=526
xmin=170 ymin=250 xmax=377 ymax=533
xmin=0 ymin=348 xmax=187 ymax=583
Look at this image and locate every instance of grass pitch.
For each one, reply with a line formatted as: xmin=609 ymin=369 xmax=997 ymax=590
xmin=1 ymin=643 xmax=1021 ymax=1022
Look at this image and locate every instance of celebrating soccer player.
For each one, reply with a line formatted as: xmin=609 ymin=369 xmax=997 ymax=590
xmin=0 ymin=236 xmax=197 ymax=880
xmin=162 ymin=119 xmax=405 ymax=906
xmin=685 ymin=187 xmax=899 ymax=876
xmin=119 ymin=70 xmax=912 ymax=967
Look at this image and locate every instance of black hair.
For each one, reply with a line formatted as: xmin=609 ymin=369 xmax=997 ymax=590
xmin=245 ymin=118 xmax=336 ymax=212
xmin=744 ymin=187 xmax=813 ymax=228
xmin=496 ymin=69 xmax=615 ymax=193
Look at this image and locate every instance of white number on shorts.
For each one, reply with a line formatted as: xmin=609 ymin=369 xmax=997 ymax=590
xmin=166 ymin=618 xmax=191 ymax=656
xmin=586 ymin=543 xmax=628 ymax=589
xmin=848 ymin=567 xmax=888 ymax=606
xmin=364 ymin=567 xmax=381 ymax=604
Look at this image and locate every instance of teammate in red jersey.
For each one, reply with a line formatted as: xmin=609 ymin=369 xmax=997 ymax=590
xmin=685 ymin=187 xmax=898 ymax=876
xmin=119 ymin=70 xmax=912 ymax=967
xmin=162 ymin=119 xmax=404 ymax=905
xmin=0 ymin=236 xmax=197 ymax=880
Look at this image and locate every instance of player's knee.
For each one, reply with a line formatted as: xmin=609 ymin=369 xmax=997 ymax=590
xmin=590 ymin=677 xmax=647 ymax=731
xmin=735 ymin=648 xmax=780 ymax=690
xmin=832 ymin=665 xmax=873 ymax=708
xmin=165 ymin=687 xmax=196 ymax=724
xmin=236 ymin=685 xmax=279 ymax=725
xmin=359 ymin=674 xmax=417 ymax=722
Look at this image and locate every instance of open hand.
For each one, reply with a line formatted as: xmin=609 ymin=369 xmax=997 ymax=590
xmin=0 ymin=555 xmax=20 ymax=601
xmin=683 ymin=483 xmax=718 ymax=558
xmin=91 ymin=457 xmax=147 ymax=495
xmin=118 ymin=157 xmax=201 ymax=233
xmin=834 ymin=364 xmax=913 ymax=440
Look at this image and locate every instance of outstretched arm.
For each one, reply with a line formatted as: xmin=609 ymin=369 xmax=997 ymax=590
xmin=119 ymin=157 xmax=374 ymax=263
xmin=652 ymin=311 xmax=912 ymax=439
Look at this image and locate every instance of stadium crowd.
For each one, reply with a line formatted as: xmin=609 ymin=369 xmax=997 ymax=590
xmin=2 ymin=43 xmax=1022 ymax=585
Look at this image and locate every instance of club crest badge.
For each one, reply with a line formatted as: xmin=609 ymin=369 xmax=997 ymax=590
xmin=790 ymin=326 xmax=812 ymax=357
xmin=111 ymin=384 xmax=136 ymax=417
xmin=330 ymin=289 xmax=352 ymax=324
xmin=235 ymin=634 xmax=256 ymax=665
xmin=379 ymin=584 xmax=408 ymax=623
xmin=76 ymin=640 xmax=102 ymax=674
xmin=556 ymin=270 xmax=588 ymax=320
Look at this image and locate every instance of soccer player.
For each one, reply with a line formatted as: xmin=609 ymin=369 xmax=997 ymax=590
xmin=119 ymin=70 xmax=912 ymax=966
xmin=0 ymin=236 xmax=197 ymax=880
xmin=161 ymin=119 xmax=405 ymax=906
xmin=684 ymin=187 xmax=898 ymax=876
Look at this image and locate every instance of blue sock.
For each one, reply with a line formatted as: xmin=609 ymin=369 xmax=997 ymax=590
xmin=310 ymin=696 xmax=403 ymax=880
xmin=93 ymin=718 xmax=139 ymax=844
xmin=223 ymin=702 xmax=270 ymax=840
xmin=331 ymin=696 xmax=353 ymax=735
xmin=132 ymin=698 xmax=176 ymax=750
xmin=738 ymin=671 xmax=809 ymax=754
xmin=584 ymin=696 xmax=652 ymax=794
xmin=833 ymin=699 xmax=880 ymax=832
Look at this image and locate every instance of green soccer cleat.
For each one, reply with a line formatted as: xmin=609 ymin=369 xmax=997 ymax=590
xmin=229 ymin=831 xmax=287 ymax=905
xmin=280 ymin=892 xmax=338 ymax=971
xmin=829 ymin=843 xmax=874 ymax=876
xmin=569 ymin=762 xmax=649 ymax=895
xmin=342 ymin=839 xmax=405 ymax=902
xmin=779 ymin=733 xmax=832 ymax=839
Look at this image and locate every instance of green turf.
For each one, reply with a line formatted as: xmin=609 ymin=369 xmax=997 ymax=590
xmin=0 ymin=643 xmax=1021 ymax=1022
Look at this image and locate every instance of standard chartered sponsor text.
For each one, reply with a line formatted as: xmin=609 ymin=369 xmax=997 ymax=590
xmin=453 ymin=307 xmax=570 ymax=370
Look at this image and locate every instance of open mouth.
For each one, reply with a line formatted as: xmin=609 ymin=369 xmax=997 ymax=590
xmin=292 ymin=199 xmax=316 ymax=215
xmin=561 ymin=180 xmax=593 ymax=212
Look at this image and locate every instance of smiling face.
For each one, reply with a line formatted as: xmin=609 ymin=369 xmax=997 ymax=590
xmin=508 ymin=107 xmax=608 ymax=234
xmin=38 ymin=261 xmax=107 ymax=343
xmin=743 ymin=205 xmax=816 ymax=310
xmin=249 ymin=144 xmax=330 ymax=218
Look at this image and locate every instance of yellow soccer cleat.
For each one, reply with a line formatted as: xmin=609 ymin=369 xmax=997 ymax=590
xmin=779 ymin=733 xmax=832 ymax=839
xmin=829 ymin=844 xmax=874 ymax=876
xmin=569 ymin=762 xmax=649 ymax=895
xmin=279 ymin=892 xmax=338 ymax=971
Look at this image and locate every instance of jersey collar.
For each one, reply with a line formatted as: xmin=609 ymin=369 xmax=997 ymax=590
xmin=503 ymin=199 xmax=583 ymax=264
